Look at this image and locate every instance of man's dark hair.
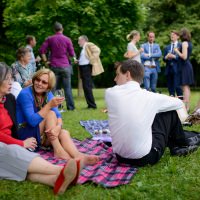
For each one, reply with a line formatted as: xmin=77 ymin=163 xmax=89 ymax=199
xmin=147 ymin=31 xmax=155 ymax=37
xmin=54 ymin=21 xmax=63 ymax=32
xmin=117 ymin=60 xmax=144 ymax=84
xmin=26 ymin=35 xmax=35 ymax=44
xmin=171 ymin=30 xmax=179 ymax=36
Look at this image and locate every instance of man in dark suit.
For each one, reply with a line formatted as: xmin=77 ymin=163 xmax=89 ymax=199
xmin=163 ymin=31 xmax=183 ymax=99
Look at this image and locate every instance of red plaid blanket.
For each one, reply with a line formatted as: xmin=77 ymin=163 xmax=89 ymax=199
xmin=38 ymin=138 xmax=138 ymax=188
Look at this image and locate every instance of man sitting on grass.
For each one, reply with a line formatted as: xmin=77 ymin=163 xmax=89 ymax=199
xmin=105 ymin=60 xmax=199 ymax=167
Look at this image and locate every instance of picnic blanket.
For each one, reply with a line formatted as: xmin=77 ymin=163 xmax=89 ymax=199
xmin=38 ymin=138 xmax=137 ymax=188
xmin=80 ymin=120 xmax=112 ymax=142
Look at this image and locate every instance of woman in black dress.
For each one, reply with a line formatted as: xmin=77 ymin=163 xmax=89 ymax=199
xmin=174 ymin=28 xmax=194 ymax=112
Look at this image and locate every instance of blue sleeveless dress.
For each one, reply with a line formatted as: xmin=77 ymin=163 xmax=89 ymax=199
xmin=180 ymin=42 xmax=194 ymax=85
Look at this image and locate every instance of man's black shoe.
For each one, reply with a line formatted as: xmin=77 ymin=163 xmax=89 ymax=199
xmin=176 ymin=131 xmax=200 ymax=146
xmin=170 ymin=145 xmax=198 ymax=156
xmin=87 ymin=106 xmax=97 ymax=109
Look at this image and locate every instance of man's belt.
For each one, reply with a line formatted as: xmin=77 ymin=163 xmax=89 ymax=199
xmin=144 ymin=65 xmax=156 ymax=69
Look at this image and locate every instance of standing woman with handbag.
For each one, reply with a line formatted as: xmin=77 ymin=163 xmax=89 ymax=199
xmin=174 ymin=28 xmax=194 ymax=112
xmin=124 ymin=30 xmax=144 ymax=63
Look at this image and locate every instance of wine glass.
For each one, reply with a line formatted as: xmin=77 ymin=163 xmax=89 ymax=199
xmin=54 ymin=89 xmax=65 ymax=113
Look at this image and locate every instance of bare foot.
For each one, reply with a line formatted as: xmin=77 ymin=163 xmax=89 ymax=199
xmin=77 ymin=153 xmax=99 ymax=165
xmin=54 ymin=149 xmax=71 ymax=160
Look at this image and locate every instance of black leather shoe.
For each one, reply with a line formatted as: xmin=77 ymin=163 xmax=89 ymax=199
xmin=87 ymin=106 xmax=97 ymax=109
xmin=170 ymin=145 xmax=198 ymax=156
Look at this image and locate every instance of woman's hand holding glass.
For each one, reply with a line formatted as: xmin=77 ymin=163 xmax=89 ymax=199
xmin=48 ymin=96 xmax=65 ymax=108
xmin=54 ymin=90 xmax=65 ymax=112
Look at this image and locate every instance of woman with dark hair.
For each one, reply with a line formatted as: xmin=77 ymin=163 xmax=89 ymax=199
xmin=16 ymin=68 xmax=99 ymax=164
xmin=0 ymin=62 xmax=36 ymax=148
xmin=174 ymin=28 xmax=194 ymax=111
xmin=0 ymin=62 xmax=83 ymax=195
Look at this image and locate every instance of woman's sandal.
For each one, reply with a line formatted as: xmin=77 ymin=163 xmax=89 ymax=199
xmin=53 ymin=159 xmax=77 ymax=195
xmin=71 ymin=159 xmax=82 ymax=185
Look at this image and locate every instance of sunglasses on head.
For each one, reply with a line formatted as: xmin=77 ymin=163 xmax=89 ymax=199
xmin=35 ymin=77 xmax=48 ymax=85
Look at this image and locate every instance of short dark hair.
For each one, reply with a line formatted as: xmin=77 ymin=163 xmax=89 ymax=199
xmin=147 ymin=31 xmax=155 ymax=37
xmin=171 ymin=30 xmax=179 ymax=36
xmin=54 ymin=21 xmax=63 ymax=32
xmin=117 ymin=60 xmax=144 ymax=84
xmin=26 ymin=35 xmax=35 ymax=44
xmin=114 ymin=61 xmax=122 ymax=69
xmin=179 ymin=28 xmax=191 ymax=41
xmin=16 ymin=47 xmax=30 ymax=60
xmin=0 ymin=62 xmax=11 ymax=86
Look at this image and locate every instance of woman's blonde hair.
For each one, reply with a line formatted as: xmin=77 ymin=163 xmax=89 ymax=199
xmin=126 ymin=30 xmax=140 ymax=41
xmin=32 ymin=68 xmax=56 ymax=91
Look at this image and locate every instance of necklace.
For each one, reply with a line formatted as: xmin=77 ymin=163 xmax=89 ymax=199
xmin=32 ymin=87 xmax=48 ymax=110
xmin=0 ymin=96 xmax=6 ymax=103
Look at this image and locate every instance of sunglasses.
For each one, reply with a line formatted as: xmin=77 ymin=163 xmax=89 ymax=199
xmin=35 ymin=77 xmax=48 ymax=85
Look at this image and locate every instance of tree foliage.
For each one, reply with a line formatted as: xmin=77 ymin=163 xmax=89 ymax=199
xmin=2 ymin=0 xmax=200 ymax=86
xmin=143 ymin=0 xmax=200 ymax=63
xmin=2 ymin=0 xmax=145 ymax=87
xmin=3 ymin=0 xmax=145 ymax=63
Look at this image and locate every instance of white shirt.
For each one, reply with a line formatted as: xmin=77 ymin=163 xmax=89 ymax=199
xmin=170 ymin=41 xmax=178 ymax=53
xmin=105 ymin=81 xmax=183 ymax=159
xmin=79 ymin=43 xmax=90 ymax=65
xmin=26 ymin=45 xmax=36 ymax=72
xmin=143 ymin=43 xmax=156 ymax=66
xmin=127 ymin=42 xmax=141 ymax=63
xmin=10 ymin=81 xmax=22 ymax=99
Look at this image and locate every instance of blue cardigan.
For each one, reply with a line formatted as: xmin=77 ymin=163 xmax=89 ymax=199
xmin=16 ymin=86 xmax=61 ymax=146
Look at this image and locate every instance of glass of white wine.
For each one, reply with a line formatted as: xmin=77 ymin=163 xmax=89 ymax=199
xmin=54 ymin=89 xmax=65 ymax=113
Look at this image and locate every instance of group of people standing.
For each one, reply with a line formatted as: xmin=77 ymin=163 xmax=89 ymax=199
xmin=11 ymin=21 xmax=103 ymax=111
xmin=124 ymin=28 xmax=194 ymax=111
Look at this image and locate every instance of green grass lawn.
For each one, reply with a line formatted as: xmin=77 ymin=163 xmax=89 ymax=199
xmin=0 ymin=89 xmax=200 ymax=200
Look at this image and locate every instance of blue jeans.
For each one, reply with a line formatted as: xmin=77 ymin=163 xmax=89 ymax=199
xmin=51 ymin=66 xmax=75 ymax=110
xmin=143 ymin=67 xmax=158 ymax=92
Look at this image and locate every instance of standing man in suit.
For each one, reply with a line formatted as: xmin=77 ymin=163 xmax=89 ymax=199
xmin=77 ymin=35 xmax=103 ymax=109
xmin=163 ymin=30 xmax=183 ymax=99
xmin=141 ymin=32 xmax=162 ymax=92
